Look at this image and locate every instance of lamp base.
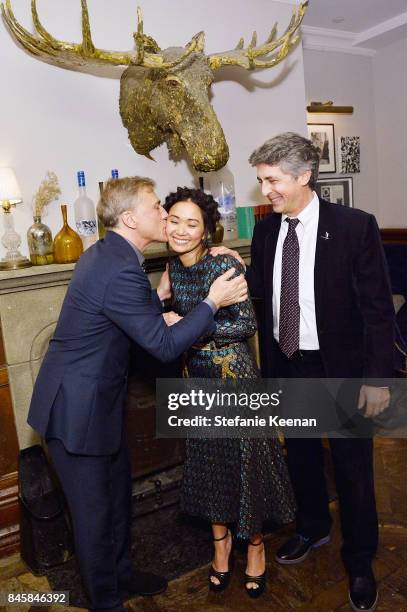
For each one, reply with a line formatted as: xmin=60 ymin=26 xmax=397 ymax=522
xmin=0 ymin=257 xmax=32 ymax=270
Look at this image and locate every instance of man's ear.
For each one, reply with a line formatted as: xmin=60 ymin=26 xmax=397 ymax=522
xmin=298 ymin=170 xmax=312 ymax=187
xmin=121 ymin=210 xmax=137 ymax=229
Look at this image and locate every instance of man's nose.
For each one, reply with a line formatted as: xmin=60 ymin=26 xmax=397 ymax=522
xmin=261 ymin=182 xmax=270 ymax=197
xmin=161 ymin=208 xmax=168 ymax=219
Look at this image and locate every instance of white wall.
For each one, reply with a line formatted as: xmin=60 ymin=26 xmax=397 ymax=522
xmin=373 ymin=37 xmax=407 ymax=228
xmin=0 ymin=0 xmax=307 ymax=258
xmin=303 ymin=49 xmax=380 ymax=219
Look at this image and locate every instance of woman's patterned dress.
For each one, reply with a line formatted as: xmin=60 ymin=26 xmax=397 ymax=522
xmin=170 ymin=253 xmax=295 ymax=539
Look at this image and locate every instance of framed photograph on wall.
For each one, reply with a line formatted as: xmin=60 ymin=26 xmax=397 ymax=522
xmin=339 ymin=136 xmax=360 ymax=173
xmin=307 ymin=123 xmax=336 ymax=173
xmin=316 ymin=177 xmax=353 ymax=207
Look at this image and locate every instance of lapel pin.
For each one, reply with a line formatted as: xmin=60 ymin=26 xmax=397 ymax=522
xmin=321 ymin=231 xmax=331 ymax=240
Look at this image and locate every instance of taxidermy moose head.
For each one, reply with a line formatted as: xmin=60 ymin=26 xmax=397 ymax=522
xmin=2 ymin=0 xmax=308 ymax=172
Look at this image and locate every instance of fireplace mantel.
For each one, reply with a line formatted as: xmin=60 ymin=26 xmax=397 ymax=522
xmin=0 ymin=238 xmax=251 ymax=450
xmin=0 ymin=262 xmax=75 ymax=295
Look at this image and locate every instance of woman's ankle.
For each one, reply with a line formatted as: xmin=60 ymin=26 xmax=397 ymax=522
xmin=212 ymin=523 xmax=229 ymax=542
xmin=246 ymin=536 xmax=265 ymax=575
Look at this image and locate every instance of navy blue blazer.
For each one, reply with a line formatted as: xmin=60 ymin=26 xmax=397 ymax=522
xmin=246 ymin=199 xmax=395 ymax=379
xmin=28 ymin=231 xmax=214 ymax=455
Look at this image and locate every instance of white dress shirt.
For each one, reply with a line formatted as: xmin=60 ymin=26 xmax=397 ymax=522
xmin=273 ymin=192 xmax=320 ymax=349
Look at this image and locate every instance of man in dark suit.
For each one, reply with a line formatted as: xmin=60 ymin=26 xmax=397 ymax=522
xmin=28 ymin=176 xmax=248 ymax=612
xmin=245 ymin=133 xmax=395 ymax=611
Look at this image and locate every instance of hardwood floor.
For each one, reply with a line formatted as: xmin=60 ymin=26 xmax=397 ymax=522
xmin=0 ymin=438 xmax=406 ymax=611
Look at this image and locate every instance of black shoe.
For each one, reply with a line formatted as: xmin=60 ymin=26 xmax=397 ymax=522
xmin=275 ymin=533 xmax=330 ymax=564
xmin=244 ymin=537 xmax=266 ymax=599
xmin=349 ymin=573 xmax=378 ymax=611
xmin=209 ymin=528 xmax=233 ymax=593
xmin=244 ymin=571 xmax=266 ymax=599
xmin=119 ymin=570 xmax=168 ymax=597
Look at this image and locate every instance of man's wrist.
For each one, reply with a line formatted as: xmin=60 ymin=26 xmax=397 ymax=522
xmin=203 ymin=296 xmax=218 ymax=315
xmin=157 ymin=288 xmax=170 ymax=301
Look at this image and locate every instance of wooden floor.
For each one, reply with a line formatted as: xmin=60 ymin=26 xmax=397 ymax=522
xmin=1 ymin=437 xmax=406 ymax=611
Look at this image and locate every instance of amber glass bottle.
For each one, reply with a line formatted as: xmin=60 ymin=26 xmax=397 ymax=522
xmin=53 ymin=204 xmax=83 ymax=263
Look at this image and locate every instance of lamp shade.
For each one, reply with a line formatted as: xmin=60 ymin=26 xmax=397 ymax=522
xmin=0 ymin=167 xmax=22 ymax=203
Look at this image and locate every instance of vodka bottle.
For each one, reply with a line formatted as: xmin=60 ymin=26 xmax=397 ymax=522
xmin=211 ymin=169 xmax=237 ymax=240
xmin=74 ymin=171 xmax=98 ymax=250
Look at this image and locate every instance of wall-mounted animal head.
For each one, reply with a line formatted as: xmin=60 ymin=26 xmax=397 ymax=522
xmin=2 ymin=0 xmax=308 ymax=172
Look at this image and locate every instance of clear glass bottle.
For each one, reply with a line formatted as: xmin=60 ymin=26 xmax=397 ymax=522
xmin=27 ymin=216 xmax=54 ymax=265
xmin=209 ymin=168 xmax=237 ymax=241
xmin=74 ymin=171 xmax=98 ymax=250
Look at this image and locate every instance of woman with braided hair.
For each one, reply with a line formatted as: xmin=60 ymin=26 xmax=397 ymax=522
xmin=164 ymin=187 xmax=295 ymax=598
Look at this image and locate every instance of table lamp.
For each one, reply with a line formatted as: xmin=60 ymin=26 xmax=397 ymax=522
xmin=0 ymin=167 xmax=32 ymax=270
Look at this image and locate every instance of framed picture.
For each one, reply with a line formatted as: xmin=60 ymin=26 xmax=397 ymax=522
xmin=339 ymin=136 xmax=360 ymax=173
xmin=316 ymin=177 xmax=353 ymax=207
xmin=307 ymin=123 xmax=336 ymax=173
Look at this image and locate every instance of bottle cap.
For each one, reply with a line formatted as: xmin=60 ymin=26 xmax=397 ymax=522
xmin=77 ymin=171 xmax=86 ymax=187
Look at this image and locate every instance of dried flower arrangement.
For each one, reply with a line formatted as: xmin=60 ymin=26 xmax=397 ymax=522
xmin=33 ymin=171 xmax=61 ymax=217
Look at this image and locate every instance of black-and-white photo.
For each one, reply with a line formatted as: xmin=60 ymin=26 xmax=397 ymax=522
xmin=307 ymin=123 xmax=336 ymax=173
xmin=316 ymin=177 xmax=353 ymax=207
xmin=340 ymin=136 xmax=360 ymax=173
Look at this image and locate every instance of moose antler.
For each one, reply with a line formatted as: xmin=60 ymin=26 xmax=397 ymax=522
xmin=208 ymin=1 xmax=308 ymax=70
xmin=1 ymin=0 xmax=204 ymax=69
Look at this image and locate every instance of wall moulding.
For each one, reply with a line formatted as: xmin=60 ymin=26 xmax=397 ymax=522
xmin=302 ymin=26 xmax=376 ymax=57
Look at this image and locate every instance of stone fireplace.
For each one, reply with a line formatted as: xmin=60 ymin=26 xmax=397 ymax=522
xmin=0 ymin=240 xmax=251 ymax=470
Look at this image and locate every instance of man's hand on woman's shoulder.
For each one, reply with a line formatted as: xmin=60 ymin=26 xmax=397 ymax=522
xmin=209 ymin=246 xmax=246 ymax=269
xmin=207 ymin=268 xmax=248 ymax=310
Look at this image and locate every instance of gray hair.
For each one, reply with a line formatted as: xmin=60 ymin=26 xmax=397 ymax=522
xmin=97 ymin=176 xmax=155 ymax=228
xmin=249 ymin=132 xmax=320 ymax=189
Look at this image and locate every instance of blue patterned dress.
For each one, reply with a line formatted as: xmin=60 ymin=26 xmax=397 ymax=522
xmin=169 ymin=253 xmax=295 ymax=539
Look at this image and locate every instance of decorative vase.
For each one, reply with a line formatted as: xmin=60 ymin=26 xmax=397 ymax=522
xmin=27 ymin=216 xmax=54 ymax=265
xmin=53 ymin=204 xmax=83 ymax=264
xmin=210 ymin=221 xmax=224 ymax=244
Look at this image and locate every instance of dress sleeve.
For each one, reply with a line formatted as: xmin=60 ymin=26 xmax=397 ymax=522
xmin=209 ymin=255 xmax=258 ymax=344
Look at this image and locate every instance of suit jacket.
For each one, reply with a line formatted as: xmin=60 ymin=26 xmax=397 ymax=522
xmin=28 ymin=231 xmax=215 ymax=455
xmin=246 ymin=199 xmax=395 ymax=379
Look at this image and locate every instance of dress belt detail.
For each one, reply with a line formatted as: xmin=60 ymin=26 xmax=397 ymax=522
xmin=190 ymin=340 xmax=240 ymax=351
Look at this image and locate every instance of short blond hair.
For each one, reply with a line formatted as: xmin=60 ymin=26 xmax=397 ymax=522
xmin=97 ymin=176 xmax=155 ymax=228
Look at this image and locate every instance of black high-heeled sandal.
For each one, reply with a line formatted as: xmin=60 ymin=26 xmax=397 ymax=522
xmin=208 ymin=528 xmax=233 ymax=592
xmin=244 ymin=538 xmax=266 ymax=599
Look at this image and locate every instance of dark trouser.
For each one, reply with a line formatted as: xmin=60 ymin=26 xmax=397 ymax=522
xmin=47 ymin=437 xmax=135 ymax=612
xmin=274 ymin=345 xmax=378 ymax=576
